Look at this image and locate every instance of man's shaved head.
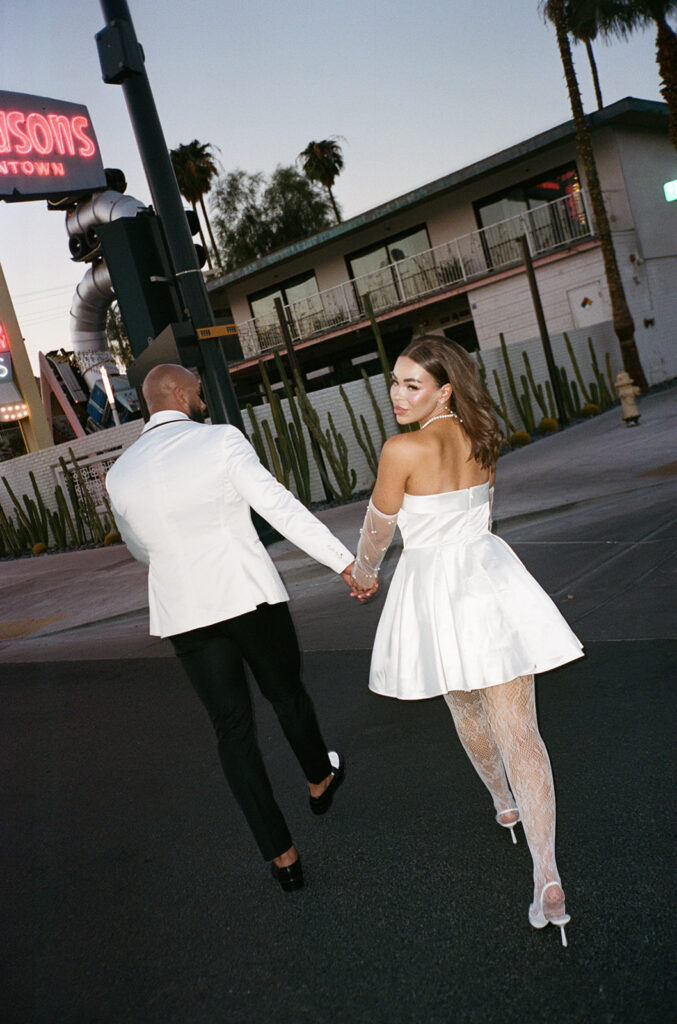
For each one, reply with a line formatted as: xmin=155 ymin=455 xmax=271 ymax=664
xmin=142 ymin=364 xmax=206 ymax=422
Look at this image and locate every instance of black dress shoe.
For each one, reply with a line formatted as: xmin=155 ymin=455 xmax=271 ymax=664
xmin=309 ymin=751 xmax=345 ymax=816
xmin=271 ymin=856 xmax=304 ymax=892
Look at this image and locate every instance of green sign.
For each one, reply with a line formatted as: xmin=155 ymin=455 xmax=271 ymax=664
xmin=664 ymin=179 xmax=677 ymax=202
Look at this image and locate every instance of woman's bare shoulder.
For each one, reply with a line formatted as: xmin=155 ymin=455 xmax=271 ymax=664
xmin=380 ymin=431 xmax=423 ymax=464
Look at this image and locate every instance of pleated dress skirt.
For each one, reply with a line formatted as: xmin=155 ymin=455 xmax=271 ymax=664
xmin=368 ymin=482 xmax=584 ymax=700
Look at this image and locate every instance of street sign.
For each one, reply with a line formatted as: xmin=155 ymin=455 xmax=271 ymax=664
xmin=0 ymin=90 xmax=106 ymax=202
xmin=196 ymin=324 xmax=239 ymax=340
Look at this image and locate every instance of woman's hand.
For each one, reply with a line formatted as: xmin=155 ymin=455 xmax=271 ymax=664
xmin=341 ymin=562 xmax=379 ymax=601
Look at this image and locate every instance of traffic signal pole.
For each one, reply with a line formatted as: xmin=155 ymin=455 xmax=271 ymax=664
xmin=95 ymin=0 xmax=243 ymax=428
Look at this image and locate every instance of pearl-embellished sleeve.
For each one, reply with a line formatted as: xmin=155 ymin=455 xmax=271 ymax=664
xmin=353 ymin=499 xmax=399 ymax=588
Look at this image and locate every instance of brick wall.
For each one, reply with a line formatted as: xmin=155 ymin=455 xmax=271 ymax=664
xmin=0 ymin=420 xmax=143 ymax=517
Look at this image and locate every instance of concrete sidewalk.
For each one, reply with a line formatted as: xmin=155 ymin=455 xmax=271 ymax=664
xmin=0 ymin=385 xmax=674 ymax=663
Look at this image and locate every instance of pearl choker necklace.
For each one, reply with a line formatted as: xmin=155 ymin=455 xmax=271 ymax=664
xmin=420 ymin=412 xmax=459 ymax=429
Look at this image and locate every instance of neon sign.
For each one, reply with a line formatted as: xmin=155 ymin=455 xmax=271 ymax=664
xmin=0 ymin=319 xmax=9 ymax=352
xmin=0 ymin=91 xmax=106 ymax=203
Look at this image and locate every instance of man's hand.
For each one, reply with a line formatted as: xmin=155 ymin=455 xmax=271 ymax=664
xmin=341 ymin=561 xmax=379 ymax=602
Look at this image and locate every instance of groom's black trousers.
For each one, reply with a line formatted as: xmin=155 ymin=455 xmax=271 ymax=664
xmin=170 ymin=601 xmax=332 ymax=860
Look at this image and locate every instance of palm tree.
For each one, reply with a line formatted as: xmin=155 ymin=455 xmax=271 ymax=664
xmin=541 ymin=0 xmax=648 ymax=388
xmin=169 ymin=140 xmax=222 ymax=269
xmin=564 ymin=1 xmax=608 ymax=108
xmin=571 ymin=1 xmax=677 ymax=152
xmin=298 ymin=138 xmax=344 ymax=223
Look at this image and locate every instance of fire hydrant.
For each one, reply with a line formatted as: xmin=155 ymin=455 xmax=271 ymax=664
xmin=615 ymin=370 xmax=641 ymax=426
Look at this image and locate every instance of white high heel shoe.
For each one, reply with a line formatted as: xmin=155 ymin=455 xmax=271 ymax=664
xmin=495 ymin=807 xmax=520 ymax=844
xmin=529 ymin=881 xmax=571 ymax=947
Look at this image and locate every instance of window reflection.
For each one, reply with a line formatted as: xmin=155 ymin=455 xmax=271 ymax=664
xmin=347 ymin=226 xmax=433 ymax=309
xmin=473 ymin=164 xmax=588 ymax=269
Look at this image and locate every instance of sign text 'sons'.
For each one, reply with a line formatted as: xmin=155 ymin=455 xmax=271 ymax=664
xmin=0 ymin=90 xmax=106 ymax=202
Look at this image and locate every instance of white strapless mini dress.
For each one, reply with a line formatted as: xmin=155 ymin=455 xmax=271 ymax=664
xmin=368 ymin=482 xmax=583 ymax=699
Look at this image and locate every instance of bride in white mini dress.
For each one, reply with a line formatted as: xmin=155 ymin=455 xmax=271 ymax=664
xmin=351 ymin=336 xmax=583 ymax=946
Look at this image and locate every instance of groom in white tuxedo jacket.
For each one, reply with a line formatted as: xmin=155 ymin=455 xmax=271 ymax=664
xmin=106 ymin=364 xmax=356 ymax=891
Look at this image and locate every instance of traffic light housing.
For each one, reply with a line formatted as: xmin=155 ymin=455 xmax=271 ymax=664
xmin=185 ymin=208 xmax=207 ymax=268
xmin=96 ymin=212 xmax=184 ymax=358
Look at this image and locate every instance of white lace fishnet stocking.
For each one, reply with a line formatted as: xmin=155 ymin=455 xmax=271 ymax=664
xmin=443 ymin=688 xmax=515 ymax=814
xmin=444 ymin=675 xmax=562 ymax=906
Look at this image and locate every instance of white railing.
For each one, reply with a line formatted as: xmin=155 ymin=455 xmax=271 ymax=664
xmin=237 ymin=189 xmax=594 ymax=357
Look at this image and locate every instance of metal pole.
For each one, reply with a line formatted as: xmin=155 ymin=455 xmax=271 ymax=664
xmin=96 ymin=0 xmax=242 ymax=428
xmin=519 ymin=235 xmax=568 ymax=425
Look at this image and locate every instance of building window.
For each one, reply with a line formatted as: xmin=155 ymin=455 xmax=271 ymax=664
xmin=248 ymin=272 xmax=323 ymax=344
xmin=346 ymin=225 xmax=433 ymax=308
xmin=474 ymin=164 xmax=588 ymax=266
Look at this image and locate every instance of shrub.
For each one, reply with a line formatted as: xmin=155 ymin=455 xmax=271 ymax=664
xmin=32 ymin=541 xmax=48 ymax=556
xmin=537 ymin=417 xmax=559 ymax=436
xmin=581 ymin=403 xmax=600 ymax=418
xmin=509 ymin=430 xmax=532 ymax=447
xmin=104 ymin=531 xmax=122 ymax=546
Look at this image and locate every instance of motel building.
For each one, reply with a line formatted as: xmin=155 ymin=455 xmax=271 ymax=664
xmin=207 ymin=97 xmax=676 ymax=408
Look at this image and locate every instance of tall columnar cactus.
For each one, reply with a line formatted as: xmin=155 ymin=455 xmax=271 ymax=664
xmin=363 ymin=291 xmax=412 ymax=433
xmin=544 ymin=381 xmax=557 ymax=420
xmin=491 ymin=370 xmax=516 ymax=436
xmin=587 ymin=339 xmax=614 ymax=410
xmin=292 ymin=368 xmax=356 ymax=500
xmin=475 ymin=350 xmax=513 ymax=436
xmin=272 ymin=352 xmax=312 ymax=504
xmin=0 ymin=503 xmax=29 ymax=557
xmin=570 ymin=380 xmax=582 ymax=418
xmin=557 ymin=368 xmax=575 ymax=419
xmin=360 ymin=369 xmax=388 ymax=447
xmin=362 ymin=292 xmax=392 ymax=395
xmin=339 ymin=384 xmax=379 ymax=479
xmin=61 ymin=450 xmax=108 ymax=544
xmin=54 ymin=484 xmax=79 ymax=547
xmin=2 ymin=476 xmax=48 ymax=546
xmin=519 ymin=377 xmax=536 ymax=432
xmin=499 ymin=334 xmax=532 ymax=432
xmin=521 ymin=352 xmax=548 ymax=418
xmin=246 ymin=404 xmax=271 ymax=472
xmin=563 ymin=333 xmax=592 ymax=404
xmin=257 ymin=357 xmax=312 ymax=505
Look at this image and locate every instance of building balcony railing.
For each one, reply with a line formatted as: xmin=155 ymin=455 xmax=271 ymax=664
xmin=237 ymin=189 xmax=595 ymax=358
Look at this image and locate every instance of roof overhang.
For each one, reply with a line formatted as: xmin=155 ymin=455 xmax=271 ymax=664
xmin=207 ymin=97 xmax=668 ymax=293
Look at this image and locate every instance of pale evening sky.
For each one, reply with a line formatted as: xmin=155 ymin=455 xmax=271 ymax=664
xmin=0 ymin=0 xmax=669 ymax=371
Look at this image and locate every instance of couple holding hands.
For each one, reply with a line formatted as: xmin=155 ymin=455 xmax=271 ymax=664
xmin=106 ymin=336 xmax=582 ymax=947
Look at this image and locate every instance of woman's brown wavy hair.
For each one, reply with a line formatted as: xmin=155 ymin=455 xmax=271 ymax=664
xmin=400 ymin=335 xmax=502 ymax=469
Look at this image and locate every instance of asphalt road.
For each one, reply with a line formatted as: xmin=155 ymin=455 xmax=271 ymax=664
xmin=2 ymin=478 xmax=676 ymax=1023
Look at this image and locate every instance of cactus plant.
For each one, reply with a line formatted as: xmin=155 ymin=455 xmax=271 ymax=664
xmin=499 ymin=334 xmax=532 ymax=432
xmin=509 ymin=430 xmax=532 ymax=447
xmin=340 ymin=384 xmax=379 ymax=479
xmin=292 ymin=369 xmax=357 ymax=500
xmin=563 ymin=333 xmax=592 ymax=404
xmin=360 ymin=369 xmax=388 ymax=447
xmin=588 ymin=339 xmax=614 ymax=410
xmin=246 ymin=405 xmax=271 ymax=472
xmin=0 ymin=503 xmax=29 ymax=557
xmin=581 ymin=402 xmax=600 ymax=417
xmin=522 ymin=352 xmax=548 ymax=418
xmin=537 ymin=417 xmax=559 ymax=435
xmin=519 ymin=377 xmax=536 ymax=432
xmin=475 ymin=350 xmax=514 ymax=436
